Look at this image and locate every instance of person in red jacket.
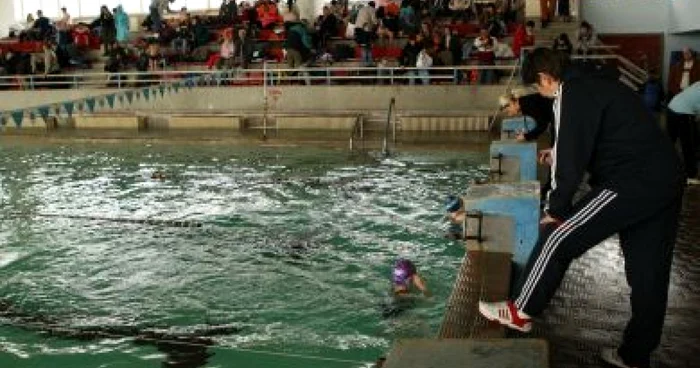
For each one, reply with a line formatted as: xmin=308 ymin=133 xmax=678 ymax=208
xmin=512 ymin=21 xmax=535 ymax=60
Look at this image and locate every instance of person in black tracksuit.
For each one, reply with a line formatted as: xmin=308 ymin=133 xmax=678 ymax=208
xmin=479 ymin=48 xmax=685 ymax=368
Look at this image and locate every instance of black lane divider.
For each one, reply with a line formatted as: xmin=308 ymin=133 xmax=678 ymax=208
xmin=0 ymin=299 xmax=240 ymax=367
xmin=7 ymin=213 xmax=204 ymax=228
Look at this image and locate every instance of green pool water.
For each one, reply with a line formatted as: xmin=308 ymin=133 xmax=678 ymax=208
xmin=0 ymin=141 xmax=488 ymax=368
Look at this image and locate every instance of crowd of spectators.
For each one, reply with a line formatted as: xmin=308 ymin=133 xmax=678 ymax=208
xmin=0 ymin=0 xmax=611 ymax=88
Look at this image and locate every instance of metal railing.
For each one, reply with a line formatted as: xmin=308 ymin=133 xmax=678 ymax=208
xmin=382 ymin=98 xmax=397 ymax=157
xmin=0 ymin=64 xmax=520 ymax=90
xmin=349 ymin=114 xmax=364 ymax=152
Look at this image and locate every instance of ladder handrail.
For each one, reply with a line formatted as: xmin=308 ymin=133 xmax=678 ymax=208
xmin=349 ymin=114 xmax=364 ymax=152
xmin=382 ymin=98 xmax=396 ymax=157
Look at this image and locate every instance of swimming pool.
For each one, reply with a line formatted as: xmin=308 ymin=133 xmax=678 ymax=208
xmin=0 ymin=141 xmax=488 ymax=368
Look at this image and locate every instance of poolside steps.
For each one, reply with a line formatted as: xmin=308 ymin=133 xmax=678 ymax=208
xmin=383 ymin=339 xmax=548 ymax=368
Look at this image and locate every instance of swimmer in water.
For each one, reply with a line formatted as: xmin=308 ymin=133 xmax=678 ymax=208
xmin=444 ymin=195 xmax=465 ymax=240
xmin=382 ymin=259 xmax=430 ymax=318
xmin=393 ymin=259 xmax=430 ymax=296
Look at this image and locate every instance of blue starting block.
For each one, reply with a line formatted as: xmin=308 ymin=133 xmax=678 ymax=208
xmin=501 ymin=116 xmax=537 ymax=141
xmin=460 ymin=182 xmax=540 ymax=276
xmin=490 ymin=141 xmax=538 ymax=182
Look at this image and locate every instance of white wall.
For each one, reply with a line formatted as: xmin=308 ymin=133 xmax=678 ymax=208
xmin=669 ymin=0 xmax=700 ymax=33
xmin=0 ymin=1 xmax=16 ymax=38
xmin=581 ymin=0 xmax=668 ymax=34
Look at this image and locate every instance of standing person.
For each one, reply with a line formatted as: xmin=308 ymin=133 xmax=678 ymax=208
xmin=478 ymin=48 xmax=685 ymax=368
xmin=355 ymin=1 xmax=378 ymax=67
xmin=55 ymin=7 xmax=72 ymax=46
xmin=114 ymin=6 xmax=130 ymax=43
xmin=512 ymin=20 xmax=535 ymax=60
xmin=539 ymin=0 xmax=553 ymax=28
xmin=667 ymin=81 xmax=700 ymax=184
xmin=575 ymin=21 xmax=597 ymax=55
xmin=667 ymin=47 xmax=700 ymax=99
xmin=98 ymin=6 xmax=116 ymax=56
xmin=150 ymin=0 xmax=171 ymax=32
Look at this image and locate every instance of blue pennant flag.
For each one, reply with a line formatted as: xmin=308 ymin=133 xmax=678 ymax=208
xmin=37 ymin=106 xmax=50 ymax=118
xmin=29 ymin=111 xmax=36 ymax=121
xmin=106 ymin=94 xmax=116 ymax=108
xmin=11 ymin=110 xmax=24 ymax=126
xmin=118 ymin=94 xmax=125 ymax=104
xmin=85 ymin=98 xmax=96 ymax=113
xmin=63 ymin=102 xmax=75 ymax=116
xmin=125 ymin=91 xmax=134 ymax=104
xmin=143 ymin=88 xmax=150 ymax=101
xmin=98 ymin=98 xmax=106 ymax=108
xmin=159 ymin=85 xmax=165 ymax=97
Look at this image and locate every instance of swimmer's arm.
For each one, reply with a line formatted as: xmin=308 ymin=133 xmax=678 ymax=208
xmin=412 ymin=274 xmax=431 ymax=297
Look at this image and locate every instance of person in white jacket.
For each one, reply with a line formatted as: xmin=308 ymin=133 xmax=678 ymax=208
xmin=415 ymin=47 xmax=433 ymax=85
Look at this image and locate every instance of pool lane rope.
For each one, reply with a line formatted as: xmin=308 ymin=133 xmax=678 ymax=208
xmin=7 ymin=212 xmax=204 ymax=228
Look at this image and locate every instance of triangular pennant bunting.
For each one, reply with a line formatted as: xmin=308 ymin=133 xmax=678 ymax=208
xmin=63 ymin=102 xmax=74 ymax=117
xmin=37 ymin=106 xmax=50 ymax=118
xmin=125 ymin=91 xmax=134 ymax=104
xmin=11 ymin=110 xmax=23 ymax=126
xmin=85 ymin=98 xmax=96 ymax=113
xmin=106 ymin=94 xmax=116 ymax=108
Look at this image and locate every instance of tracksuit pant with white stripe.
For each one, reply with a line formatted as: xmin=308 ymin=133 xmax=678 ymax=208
xmin=512 ymin=184 xmax=683 ymax=368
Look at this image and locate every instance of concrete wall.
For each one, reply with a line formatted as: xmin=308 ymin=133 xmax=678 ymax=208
xmin=669 ymin=0 xmax=700 ymax=34
xmin=0 ymin=1 xmax=15 ymax=38
xmin=581 ymin=0 xmax=668 ymax=34
xmin=0 ymin=86 xmax=503 ymax=115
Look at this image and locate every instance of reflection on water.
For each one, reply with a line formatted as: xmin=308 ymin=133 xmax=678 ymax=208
xmin=0 ymin=142 xmax=487 ymax=368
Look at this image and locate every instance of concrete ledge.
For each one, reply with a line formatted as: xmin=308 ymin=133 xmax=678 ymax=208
xmin=276 ymin=116 xmax=355 ymax=130
xmin=384 ymin=339 xmax=548 ymax=368
xmin=169 ymin=115 xmax=242 ymax=130
xmin=401 ymin=116 xmax=489 ymax=131
xmin=74 ymin=115 xmax=143 ymax=129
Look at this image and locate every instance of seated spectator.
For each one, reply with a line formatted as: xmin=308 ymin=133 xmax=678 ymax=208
xmin=171 ymin=15 xmax=193 ymax=59
xmin=330 ymin=0 xmax=345 ymax=19
xmin=484 ymin=4 xmax=506 ymax=39
xmin=552 ymin=33 xmax=573 ymax=55
xmin=191 ymin=16 xmax=212 ymax=62
xmin=575 ymin=21 xmax=597 ymax=55
xmin=472 ymin=28 xmax=497 ymax=84
xmin=258 ymin=1 xmax=281 ymax=30
xmin=415 ymin=46 xmax=433 ymax=85
xmin=400 ymin=35 xmax=422 ymax=83
xmin=72 ymin=23 xmax=92 ymax=49
xmin=105 ymin=41 xmax=128 ymax=73
xmin=236 ymin=28 xmax=254 ymax=69
xmin=216 ymin=30 xmax=237 ymax=69
xmin=512 ymin=21 xmax=535 ymax=59
xmin=315 ymin=6 xmax=339 ymax=49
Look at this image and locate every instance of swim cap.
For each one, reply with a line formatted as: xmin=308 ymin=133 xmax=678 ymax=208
xmin=393 ymin=259 xmax=416 ymax=287
xmin=445 ymin=195 xmax=461 ymax=213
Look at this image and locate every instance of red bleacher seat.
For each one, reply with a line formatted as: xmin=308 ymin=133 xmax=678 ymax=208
xmin=448 ymin=23 xmax=480 ymax=37
xmin=268 ymin=48 xmax=284 ymax=62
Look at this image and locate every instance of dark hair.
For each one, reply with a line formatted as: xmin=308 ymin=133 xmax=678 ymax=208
xmin=526 ymin=21 xmax=535 ymax=28
xmin=521 ymin=47 xmax=570 ymax=84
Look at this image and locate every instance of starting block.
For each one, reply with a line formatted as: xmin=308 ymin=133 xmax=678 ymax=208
xmin=490 ymin=141 xmax=538 ymax=182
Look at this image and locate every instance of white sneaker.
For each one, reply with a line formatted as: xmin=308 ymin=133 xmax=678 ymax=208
xmin=477 ymin=300 xmax=532 ymax=332
xmin=687 ymin=178 xmax=700 ymax=185
xmin=600 ymin=348 xmax=637 ymax=368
